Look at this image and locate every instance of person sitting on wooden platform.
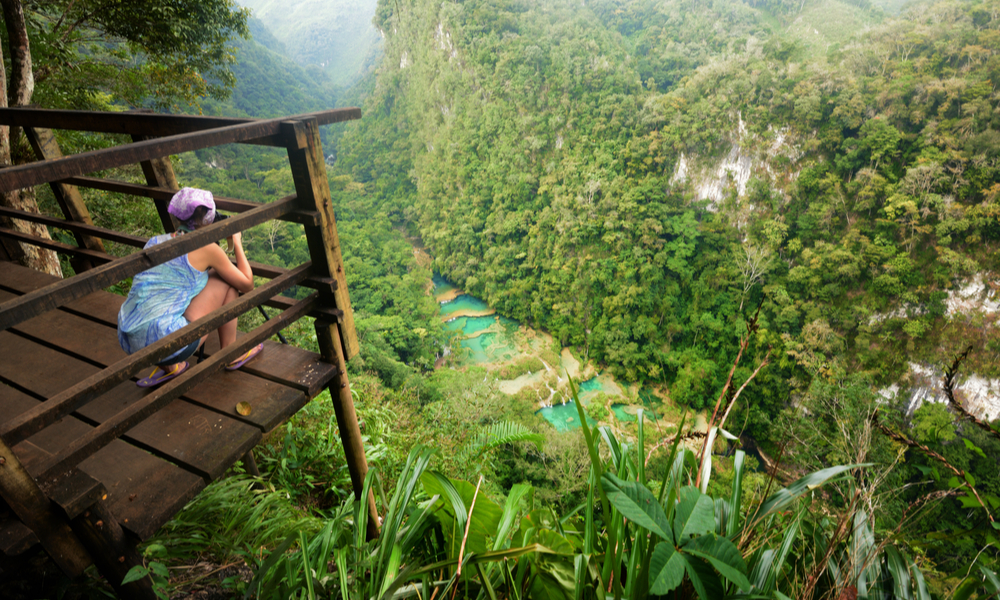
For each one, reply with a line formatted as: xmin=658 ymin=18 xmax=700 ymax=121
xmin=117 ymin=187 xmax=263 ymax=387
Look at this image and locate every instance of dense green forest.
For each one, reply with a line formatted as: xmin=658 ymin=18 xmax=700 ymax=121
xmin=4 ymin=0 xmax=1000 ymax=597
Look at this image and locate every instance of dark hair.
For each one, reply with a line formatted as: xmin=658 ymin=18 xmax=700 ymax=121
xmin=182 ymin=206 xmax=212 ymax=230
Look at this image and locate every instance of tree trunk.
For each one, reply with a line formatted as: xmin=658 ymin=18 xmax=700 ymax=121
xmin=0 ymin=0 xmax=63 ymax=277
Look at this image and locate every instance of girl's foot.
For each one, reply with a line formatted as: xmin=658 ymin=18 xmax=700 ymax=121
xmin=226 ymin=343 xmax=264 ymax=371
xmin=137 ymin=361 xmax=189 ymax=388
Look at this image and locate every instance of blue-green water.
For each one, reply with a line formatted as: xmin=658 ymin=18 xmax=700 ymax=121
xmin=536 ymin=402 xmax=597 ymax=433
xmin=433 ymin=273 xmax=457 ymax=297
xmin=433 ymin=273 xmax=644 ymax=430
xmin=440 ymin=294 xmax=491 ymax=317
xmin=436 ymin=275 xmax=520 ymax=364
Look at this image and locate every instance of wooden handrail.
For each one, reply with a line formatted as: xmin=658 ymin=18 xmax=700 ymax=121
xmin=0 ymin=112 xmax=352 ymax=194
xmin=62 ymin=177 xmax=321 ymax=226
xmin=35 ymin=293 xmax=318 ymax=480
xmin=0 ymin=206 xmax=336 ymax=292
xmin=0 ymin=206 xmax=146 ymax=246
xmin=0 ymin=263 xmax=313 ymax=446
xmin=0 ymin=107 xmax=360 ymax=138
xmin=0 ymin=195 xmax=298 ymax=332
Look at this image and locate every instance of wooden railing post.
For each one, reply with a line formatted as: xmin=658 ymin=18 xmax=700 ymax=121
xmin=316 ymin=321 xmax=380 ymax=541
xmin=283 ymin=117 xmax=378 ymax=539
xmin=22 ymin=127 xmax=105 ymax=272
xmin=0 ymin=437 xmax=92 ymax=576
xmin=71 ymin=500 xmax=156 ymax=600
xmin=131 ymin=134 xmax=180 ymax=233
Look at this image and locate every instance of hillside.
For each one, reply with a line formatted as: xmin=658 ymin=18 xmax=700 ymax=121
xmin=235 ymin=0 xmax=381 ymax=86
xmin=334 ymin=0 xmax=1000 ymax=410
xmin=199 ymin=18 xmax=339 ymax=118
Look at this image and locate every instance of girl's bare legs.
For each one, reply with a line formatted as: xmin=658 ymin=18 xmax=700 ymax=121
xmin=184 ymin=271 xmax=241 ymax=350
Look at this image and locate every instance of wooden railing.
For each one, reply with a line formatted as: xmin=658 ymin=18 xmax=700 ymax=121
xmin=0 ymin=106 xmax=379 ymax=573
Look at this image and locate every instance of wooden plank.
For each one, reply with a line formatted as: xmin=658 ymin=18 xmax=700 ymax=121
xmin=182 ymin=370 xmax=309 ymax=433
xmin=0 ymin=263 xmax=328 ymax=431
xmin=71 ymin=500 xmax=158 ymax=600
xmin=0 ymin=514 xmax=38 ymax=556
xmin=1 ymin=368 xmax=206 ymax=545
xmin=0 ymin=194 xmax=298 ymax=332
xmin=23 ymin=128 xmax=106 ymax=260
xmin=283 ymin=119 xmax=359 ymax=359
xmin=0 ymin=107 xmax=360 ymax=139
xmin=39 ymin=468 xmax=107 ymax=522
xmin=204 ymin=336 xmax=339 ymax=398
xmin=0 ymin=435 xmax=93 ymax=576
xmin=0 ymin=262 xmax=311 ymax=445
xmin=62 ymin=177 xmax=321 ymax=226
xmin=0 ymin=284 xmax=315 ymax=434
xmin=32 ymin=294 xmax=318 ymax=480
xmin=77 ymin=447 xmax=205 ymax=541
xmin=0 ymin=331 xmax=261 ymax=481
xmin=0 ymin=116 xmax=328 ymax=194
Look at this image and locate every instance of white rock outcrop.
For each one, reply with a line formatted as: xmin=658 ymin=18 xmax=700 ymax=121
xmin=670 ymin=112 xmax=800 ymax=209
xmin=881 ymin=362 xmax=1000 ymax=422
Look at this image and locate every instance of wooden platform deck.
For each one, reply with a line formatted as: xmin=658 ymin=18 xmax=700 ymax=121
xmin=0 ymin=259 xmax=338 ymax=556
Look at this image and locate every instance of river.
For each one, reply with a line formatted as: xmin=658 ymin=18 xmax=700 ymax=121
xmin=432 ymin=273 xmax=663 ymax=431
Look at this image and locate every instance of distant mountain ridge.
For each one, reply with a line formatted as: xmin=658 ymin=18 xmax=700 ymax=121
xmin=235 ymin=0 xmax=381 ymax=86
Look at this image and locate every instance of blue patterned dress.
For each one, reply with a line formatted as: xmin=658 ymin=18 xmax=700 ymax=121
xmin=118 ymin=233 xmax=209 ymax=360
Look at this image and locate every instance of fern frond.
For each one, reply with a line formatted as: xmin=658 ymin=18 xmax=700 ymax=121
xmin=461 ymin=420 xmax=544 ymax=459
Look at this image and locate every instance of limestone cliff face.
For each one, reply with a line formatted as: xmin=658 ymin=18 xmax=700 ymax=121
xmin=669 ymin=112 xmax=802 ymax=211
xmin=881 ymin=362 xmax=1000 ymax=423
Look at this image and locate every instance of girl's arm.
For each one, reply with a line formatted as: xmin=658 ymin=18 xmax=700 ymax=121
xmin=188 ymin=232 xmax=254 ymax=293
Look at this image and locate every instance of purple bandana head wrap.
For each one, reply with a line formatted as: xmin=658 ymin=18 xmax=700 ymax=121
xmin=168 ymin=187 xmax=216 ymax=225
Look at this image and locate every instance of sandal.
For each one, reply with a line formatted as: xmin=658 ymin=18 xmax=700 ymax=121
xmin=226 ymin=343 xmax=263 ymax=371
xmin=137 ymin=361 xmax=189 ymax=388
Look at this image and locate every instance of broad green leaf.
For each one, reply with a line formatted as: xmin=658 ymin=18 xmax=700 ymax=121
xmin=963 ymin=472 xmax=976 ymax=487
xmin=983 ymin=565 xmax=1000 ymax=594
xmin=684 ymin=554 xmax=724 ymax=599
xmin=685 ymin=534 xmax=752 ymax=592
xmin=573 ymin=554 xmax=590 ymax=600
xmin=700 ymin=427 xmax=718 ymax=494
xmin=948 ymin=476 xmax=962 ymax=488
xmin=637 ymin=409 xmax=646 ymax=485
xmin=674 ymin=486 xmax=715 ymax=542
xmin=773 ymin=592 xmax=793 ymax=600
xmin=914 ymin=464 xmax=935 ymax=479
xmin=421 ymin=472 xmax=503 ymax=556
xmin=494 ymin=484 xmax=532 ymax=551
xmin=755 ymin=464 xmax=868 ymax=520
xmin=958 ymin=495 xmax=985 ymax=509
xmin=648 ymin=541 xmax=685 ymax=595
xmin=963 ymin=438 xmax=988 ymax=459
xmin=122 ymin=565 xmax=149 ymax=585
xmin=601 ymin=473 xmax=672 ymax=542
xmin=150 ymin=561 xmax=170 ymax=578
xmin=885 ymin=546 xmax=912 ymax=600
xmin=906 ymin=550 xmax=930 ymax=600
xmin=727 ymin=450 xmax=746 ymax=537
